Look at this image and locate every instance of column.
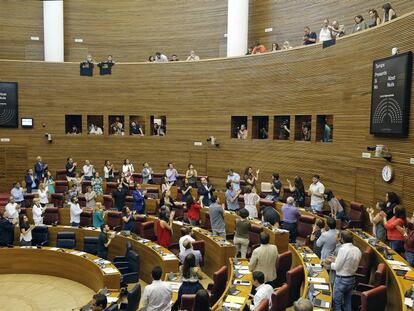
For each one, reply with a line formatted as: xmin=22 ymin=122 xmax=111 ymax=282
xmin=43 ymin=0 xmax=64 ymax=62
xmin=227 ymin=0 xmax=249 ymax=57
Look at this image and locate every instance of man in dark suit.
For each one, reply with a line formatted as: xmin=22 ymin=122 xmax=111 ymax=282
xmin=112 ymin=183 xmax=128 ymax=211
xmin=197 ymin=177 xmax=215 ymax=207
xmin=0 ymin=211 xmax=16 ymax=246
xmin=34 ymin=156 xmax=47 ymax=185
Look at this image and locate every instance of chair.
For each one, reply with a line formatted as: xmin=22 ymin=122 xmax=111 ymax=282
xmin=355 ymin=247 xmax=375 ymax=285
xmin=132 ymin=173 xmax=142 ymax=184
xmin=23 ymin=193 xmax=35 ymax=208
xmin=55 ymin=169 xmax=67 ymax=181
xmin=115 ymin=250 xmax=140 ymax=287
xmin=246 ymin=224 xmax=263 ymax=258
xmin=145 ymin=187 xmax=160 ymax=199
xmin=296 ymin=215 xmax=315 ymax=245
xmin=274 ymin=250 xmax=292 ymax=287
xmin=32 ymin=226 xmax=49 ymax=246
xmin=81 ymin=180 xmax=92 ymax=193
xmin=139 ymin=221 xmax=157 ymax=241
xmin=207 ymin=265 xmax=228 ymax=306
xmin=56 ymin=232 xmax=76 ymax=249
xmin=270 ymin=284 xmax=289 ymax=311
xmin=113 ymin=241 xmax=133 ymax=264
xmin=55 ymin=180 xmax=69 ymax=193
xmin=83 ymin=236 xmax=99 ymax=255
xmin=281 ymin=187 xmax=292 ymax=203
xmin=80 ymin=208 xmax=93 ymax=227
xmin=105 ymin=303 xmax=119 ymax=311
xmin=192 ymin=240 xmax=205 ymax=266
xmin=43 ymin=207 xmax=59 ymax=225
xmin=152 ymin=173 xmax=164 ymax=184
xmin=118 ymin=283 xmax=141 ymax=311
xmin=172 ymin=202 xmax=186 ymax=220
xmin=105 ymin=182 xmax=118 ymax=195
xmin=203 ymin=213 xmax=211 ymax=230
xmin=51 ymin=193 xmax=65 ymax=207
xmin=180 ymin=294 xmax=196 ymax=311
xmin=360 ymin=285 xmax=387 ymax=311
xmin=254 ymin=298 xmax=270 ymax=311
xmin=286 ymin=265 xmax=304 ymax=306
xmin=103 ymin=194 xmax=114 ymax=210
xmin=107 ymin=211 xmax=122 ymax=231
xmin=78 ymin=195 xmax=86 ymax=207
xmin=346 ymin=202 xmax=364 ymax=229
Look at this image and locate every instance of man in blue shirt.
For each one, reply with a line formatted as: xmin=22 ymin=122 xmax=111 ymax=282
xmin=10 ymin=182 xmax=24 ymax=206
xmin=226 ymin=169 xmax=241 ymax=191
xmin=132 ymin=183 xmax=147 ymax=214
xmin=303 ymin=26 xmax=317 ymax=45
xmin=225 ymin=182 xmax=241 ymax=211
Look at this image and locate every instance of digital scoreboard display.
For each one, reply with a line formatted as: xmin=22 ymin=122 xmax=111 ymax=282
xmin=0 ymin=82 xmax=18 ymax=128
xmin=370 ymin=51 xmax=412 ymax=136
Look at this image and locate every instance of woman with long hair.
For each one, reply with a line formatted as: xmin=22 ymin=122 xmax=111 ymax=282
xmin=44 ymin=170 xmax=55 ymax=194
xmin=38 ymin=182 xmax=49 ymax=207
xmin=352 ymin=15 xmax=368 ymax=33
xmin=367 ymin=201 xmax=387 ymax=242
xmin=156 ymin=207 xmax=174 ymax=248
xmin=244 ymin=166 xmax=259 ymax=189
xmin=382 ymin=3 xmax=397 ymax=23
xmin=325 ymin=189 xmax=347 ymax=222
xmin=19 ymin=215 xmax=33 ymax=246
xmin=243 ymin=186 xmax=260 ymax=218
xmin=368 ymin=9 xmax=381 ymax=28
xmin=122 ymin=159 xmax=134 ymax=184
xmin=385 ymin=192 xmax=399 ymax=220
xmin=104 ymin=160 xmax=114 ymax=182
xmin=185 ymin=164 xmax=198 ymax=188
xmin=121 ymin=206 xmax=134 ymax=232
xmin=287 ymin=176 xmax=305 ymax=207
xmin=384 ymin=205 xmax=407 ymax=254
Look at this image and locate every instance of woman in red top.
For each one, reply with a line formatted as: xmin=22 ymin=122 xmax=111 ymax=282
xmin=384 ymin=205 xmax=407 ymax=254
xmin=156 ymin=207 xmax=174 ymax=248
xmin=186 ymin=196 xmax=201 ymax=226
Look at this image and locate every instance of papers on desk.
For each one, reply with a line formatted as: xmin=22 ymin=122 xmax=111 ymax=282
xmin=223 ymin=302 xmax=242 ymax=309
xmin=71 ymin=251 xmax=87 ymax=256
xmin=306 ymin=263 xmax=322 ymax=269
xmin=162 ymin=254 xmax=178 ymax=260
xmin=165 ymin=281 xmax=182 ymax=292
xmin=273 ymin=228 xmax=289 ymax=234
xmin=308 ymin=277 xmax=326 ymax=283
xmin=387 ymin=259 xmax=406 ymax=266
xmin=49 ymin=247 xmax=60 ymax=251
xmin=313 ymin=284 xmax=330 ymax=291
xmin=107 ymin=296 xmax=118 ymax=303
xmin=225 ymin=295 xmax=246 ymax=304
xmin=234 ymin=265 xmax=249 ymax=270
xmin=387 ymin=259 xmax=411 ymax=271
xmin=102 ymin=267 xmax=118 ymax=274
xmin=405 ymin=297 xmax=413 ymax=307
xmin=236 ymin=269 xmax=251 ymax=275
xmin=301 ymin=253 xmax=318 ymax=258
xmin=233 ymin=280 xmax=251 ymax=286
xmin=173 ymin=221 xmax=183 ymax=226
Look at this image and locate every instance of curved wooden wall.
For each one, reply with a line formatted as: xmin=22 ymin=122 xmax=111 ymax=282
xmin=1 ymin=14 xmax=414 ymax=213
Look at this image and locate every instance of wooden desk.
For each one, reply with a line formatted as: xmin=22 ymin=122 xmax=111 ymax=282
xmin=349 ymin=229 xmax=414 ymax=311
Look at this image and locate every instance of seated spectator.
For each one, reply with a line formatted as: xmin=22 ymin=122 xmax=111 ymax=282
xmin=130 ymin=121 xmax=144 ymax=136
xmin=25 ymin=168 xmax=36 ymax=193
xmin=303 ymin=26 xmax=317 ymax=45
xmin=310 ymin=219 xmax=325 ymax=258
xmin=193 ymin=289 xmax=211 ymax=311
xmin=234 ymin=208 xmax=251 ymax=258
xmin=316 ymin=217 xmax=338 ymax=260
xmin=84 ymin=186 xmax=97 ymax=208
xmin=271 ymin=43 xmax=279 ymax=51
xmin=302 ymin=122 xmax=311 ymax=141
xmin=249 ymin=232 xmax=278 ymax=286
xmin=282 ymin=41 xmax=293 ymax=50
xmin=237 ymin=124 xmax=248 ymax=139
xmin=179 ymin=227 xmax=195 ymax=252
xmin=352 ymin=15 xmax=368 ymax=33
xmin=367 ymin=201 xmax=387 ymax=242
xmin=147 ymin=55 xmax=155 ymax=62
xmin=261 ymin=204 xmax=280 ymax=227
xmin=250 ymin=271 xmax=273 ymax=310
xmin=329 ymin=20 xmax=345 ymax=38
xmin=384 ymin=205 xmax=406 ymax=254
xmin=281 ymin=197 xmax=300 ymax=243
xmin=92 ymin=293 xmax=107 ymax=311
xmin=68 ymin=125 xmax=80 ymax=135
xmin=122 ymin=206 xmax=135 ymax=232
xmin=93 ymin=202 xmax=105 ymax=228
xmin=243 ymin=186 xmax=260 ymax=218
xmin=155 ymin=52 xmax=168 ymax=62
xmin=382 ymin=3 xmax=397 ymax=23
xmin=186 ymin=50 xmax=200 ymax=61
xmin=97 ymin=55 xmax=115 ymax=75
xmin=110 ymin=117 xmax=123 ymax=135
xmin=293 ymin=298 xmax=313 ymax=311
xmin=252 ymin=41 xmax=267 ymax=54
xmin=246 ymin=47 xmax=253 ymax=55
xmin=170 ymin=54 xmax=179 ymax=61
xmin=19 ymin=215 xmax=33 ymax=246
xmin=319 ymin=19 xmax=332 ymax=42
xmin=368 ymin=9 xmax=381 ymax=28
xmin=89 ymin=124 xmax=103 ymax=135
xmin=225 ymin=181 xmax=241 ymax=212
xmin=179 ymin=239 xmax=202 ymax=265
xmin=142 ymin=266 xmax=172 ymax=311
xmin=187 ymin=196 xmax=201 ymax=226
xmin=157 ymin=207 xmax=174 ymax=248
xmin=325 ymin=190 xmax=347 ymax=222
xmin=10 ymin=182 xmax=24 ymax=206
xmin=6 ymin=196 xmax=20 ymax=223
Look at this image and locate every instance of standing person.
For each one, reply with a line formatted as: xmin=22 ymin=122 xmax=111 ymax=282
xmin=91 ymin=172 xmax=103 ymax=196
xmin=237 ymin=124 xmax=248 ymax=139
xmin=32 ymin=198 xmax=45 ymax=225
xmin=34 ymin=156 xmax=47 ymax=185
xmin=103 ymin=160 xmax=114 ymax=182
xmin=66 ymin=157 xmax=77 ymax=180
xmin=181 ymin=179 xmax=193 ymax=204
xmin=327 ymin=231 xmax=362 ymax=311
xmin=44 ymin=171 xmax=55 ymax=194
xmin=303 ymin=26 xmax=317 ymax=45
xmin=250 ymin=271 xmax=273 ymax=310
xmin=384 ymin=205 xmax=407 ymax=254
xmin=384 ymin=192 xmax=399 ymax=220
xmin=83 ymin=160 xmax=95 ymax=181
xmin=141 ymin=266 xmax=172 ymax=311
xmin=19 ymin=215 xmax=33 ymax=246
xmin=319 ymin=19 xmax=332 ymax=42
xmin=244 ymin=167 xmax=259 ymax=189
xmin=160 ymin=189 xmax=176 ymax=213
xmin=226 ymin=169 xmax=241 ymax=192
xmin=382 ymin=3 xmax=397 ymax=23
xmin=130 ymin=121 xmax=144 ymax=136
xmin=161 ymin=177 xmax=173 ymax=194
xmin=112 ymin=184 xmax=128 ymax=212
xmin=10 ymin=182 xmax=25 ymax=207
xmin=243 ymin=186 xmax=260 ymax=218
xmin=132 ymin=183 xmax=146 ymax=214
xmin=166 ymin=163 xmax=179 ymax=184
xmin=98 ymin=224 xmax=113 ymax=259
xmin=5 ymin=196 xmax=20 ymax=223
xmin=261 ymin=204 xmax=280 ymax=227
xmin=38 ymin=182 xmax=49 ymax=207
xmin=122 ymin=159 xmax=134 ymax=184
xmin=281 ymin=197 xmax=301 ymax=243
xmin=316 ymin=217 xmax=338 ymax=260
xmin=69 ymin=196 xmax=83 ymax=227
xmin=142 ymin=162 xmax=154 ymax=184
xmin=209 ymin=196 xmax=226 ymax=239
xmin=25 ymin=169 xmax=37 ymax=193
xmin=84 ymin=186 xmax=97 ymax=208
xmin=308 ymin=175 xmax=325 ymax=213
xmin=367 ymin=201 xmax=387 ymax=242
xmin=225 ymin=181 xmax=241 ymax=212
xmin=197 ymin=177 xmax=214 ymax=207
xmin=368 ymin=9 xmax=381 ymax=28
xmin=325 ymin=190 xmax=347 ymax=222
xmin=0 ymin=211 xmax=16 ymax=246
xmin=270 ymin=173 xmax=282 ymax=202
xmin=351 ymin=15 xmax=368 ymax=33
xmin=122 ymin=206 xmax=135 ymax=232
xmin=93 ymin=202 xmax=105 ymax=228
xmin=178 ymin=227 xmax=195 ymax=253
xmin=287 ymin=176 xmax=305 ymax=208
xmin=234 ymin=208 xmax=251 ymax=258
xmin=156 ymin=208 xmax=174 ymax=248
xmin=187 ymin=196 xmax=201 ymax=226
xmin=249 ymin=232 xmax=278 ymax=286
xmin=185 ymin=163 xmax=198 ymax=188
xmin=270 ymin=43 xmax=279 ymax=51
xmin=310 ymin=219 xmax=325 ymax=258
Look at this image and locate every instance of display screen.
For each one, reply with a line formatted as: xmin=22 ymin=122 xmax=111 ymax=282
xmin=0 ymin=82 xmax=18 ymax=128
xmin=21 ymin=118 xmax=33 ymax=128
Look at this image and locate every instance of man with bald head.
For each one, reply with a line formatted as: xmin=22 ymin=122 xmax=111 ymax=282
xmin=294 ymin=298 xmax=313 ymax=311
xmin=281 ymin=196 xmax=301 ymax=243
xmin=179 ymin=239 xmax=202 ymax=265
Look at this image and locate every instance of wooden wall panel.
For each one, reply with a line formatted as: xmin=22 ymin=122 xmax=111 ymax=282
xmin=249 ymin=0 xmax=414 ymax=49
xmin=1 ymin=14 xmax=414 ymax=214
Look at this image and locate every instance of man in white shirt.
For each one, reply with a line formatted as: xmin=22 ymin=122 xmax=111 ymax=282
xmin=319 ymin=19 xmax=332 ymax=42
xmin=69 ymin=197 xmax=83 ymax=227
xmin=142 ymin=266 xmax=172 ymax=311
xmin=32 ymin=198 xmax=45 ymax=225
xmin=5 ymin=196 xmax=20 ymax=223
xmin=226 ymin=168 xmax=241 ymax=192
xmin=308 ymin=175 xmax=325 ymax=212
xmin=186 ymin=50 xmax=200 ymax=61
xmin=178 ymin=227 xmax=195 ymax=253
xmin=327 ymin=231 xmax=362 ymax=311
xmin=165 ymin=163 xmax=178 ymax=184
xmin=179 ymin=240 xmax=202 ymax=265
xmin=83 ymin=160 xmax=95 ymax=180
xmin=154 ymin=52 xmax=168 ymax=63
xmin=250 ymin=271 xmax=273 ymax=310
xmin=89 ymin=124 xmax=103 ymax=135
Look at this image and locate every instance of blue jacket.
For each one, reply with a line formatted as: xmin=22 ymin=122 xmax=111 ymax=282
xmin=132 ymin=190 xmax=145 ymax=214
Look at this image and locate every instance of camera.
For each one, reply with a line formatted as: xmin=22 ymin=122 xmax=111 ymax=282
xmin=366 ymin=146 xmax=376 ymax=151
xmin=44 ymin=133 xmax=53 ymax=143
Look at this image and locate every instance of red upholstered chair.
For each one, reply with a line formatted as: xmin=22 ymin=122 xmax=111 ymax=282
xmin=132 ymin=173 xmax=142 ymax=184
xmin=275 ymin=250 xmax=292 ymax=287
xmin=105 ymin=182 xmax=118 ymax=195
xmin=192 ymin=240 xmax=205 ymax=266
xmin=203 ymin=213 xmax=212 ymax=230
xmin=304 ymin=195 xmax=311 ymax=208
xmin=107 ymin=211 xmax=122 ymax=231
xmin=81 ymin=180 xmax=92 ymax=194
xmin=296 ymin=215 xmax=315 ymax=246
xmin=23 ymin=193 xmax=35 ymax=208
xmin=281 ymin=187 xmax=292 ymax=203
xmin=140 ymin=221 xmax=157 ymax=241
xmin=55 ymin=180 xmax=69 ymax=193
xmin=246 ymin=224 xmax=263 ymax=258
xmin=43 ymin=207 xmax=59 ymax=225
xmin=180 ymin=294 xmax=196 ymax=311
xmin=55 ymin=169 xmax=67 ymax=181
xmin=270 ymin=284 xmax=289 ymax=311
xmin=355 ymin=247 xmax=375 ymax=285
xmin=103 ymin=195 xmax=114 ymax=210
xmin=360 ymin=285 xmax=387 ymax=311
xmin=145 ymin=187 xmax=160 ymax=199
xmin=152 ymin=173 xmax=164 ymax=185
xmin=238 ymin=196 xmax=245 ymax=209
xmin=172 ymin=202 xmax=186 ymax=220
xmin=125 ymin=196 xmax=133 ymax=208
xmin=207 ymin=266 xmax=228 ymax=306
xmin=254 ymin=298 xmax=269 ymax=311
xmin=176 ymin=174 xmax=186 ymax=189
xmin=78 ymin=195 xmax=86 ymax=207
xmin=286 ymin=265 xmax=304 ymax=306
xmin=346 ymin=202 xmax=364 ymax=229
xmin=51 ymin=193 xmax=65 ymax=207
xmin=80 ymin=208 xmax=93 ymax=227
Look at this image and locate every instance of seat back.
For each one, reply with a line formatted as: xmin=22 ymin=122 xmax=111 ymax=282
xmin=80 ymin=209 xmax=93 ymax=227
xmin=275 ymin=251 xmax=292 ymax=287
xmin=286 ymin=265 xmax=304 ymax=306
xmin=249 ymin=224 xmax=263 ymax=247
xmin=124 ymin=196 xmax=133 ymax=208
xmin=254 ymin=298 xmax=269 ymax=311
xmin=107 ymin=211 xmax=122 ymax=231
xmin=270 ymin=283 xmax=289 ymax=311
xmin=81 ymin=180 xmax=92 ymax=194
xmin=51 ymin=193 xmax=65 ymax=207
xmin=55 ymin=180 xmax=69 ymax=193
xmin=126 ymin=250 xmax=140 ymax=276
xmin=43 ymin=207 xmax=59 ymax=225
xmin=373 ymin=263 xmax=386 ymax=287
xmin=139 ymin=221 xmax=156 ymax=241
xmin=78 ymin=195 xmax=87 ymax=207
xmin=203 ymin=213 xmax=211 ymax=230
xmin=56 ymin=231 xmax=76 ymax=249
xmin=24 ymin=193 xmax=35 ymax=208
xmin=281 ymin=187 xmax=292 ymax=203
xmin=349 ymin=202 xmax=363 ymax=222
xmin=105 ymin=182 xmax=119 ymax=195
xmin=193 ymin=240 xmax=205 ymax=266
xmin=125 ymin=283 xmax=141 ymax=311
xmin=180 ymin=294 xmax=196 ymax=311
xmin=361 ymin=285 xmax=387 ymax=311
xmin=83 ymin=236 xmax=99 ymax=255
xmin=55 ymin=169 xmax=67 ymax=181
xmin=297 ymin=215 xmax=315 ymax=239
xmin=210 ymin=266 xmax=228 ymax=305
xmin=152 ymin=173 xmax=164 ymax=185
xmin=32 ymin=226 xmax=49 ymax=246
xmin=357 ymin=247 xmax=374 ymax=284
xmin=145 ymin=187 xmax=160 ymax=199
xmin=103 ymin=194 xmax=114 ymax=209
xmin=132 ymin=173 xmax=142 ymax=184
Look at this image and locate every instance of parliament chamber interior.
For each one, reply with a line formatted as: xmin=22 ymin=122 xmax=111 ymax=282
xmin=1 ymin=0 xmax=414 ymax=310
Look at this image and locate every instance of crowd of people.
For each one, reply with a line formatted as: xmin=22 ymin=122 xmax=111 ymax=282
xmin=2 ymin=153 xmax=414 ymax=310
xmin=147 ymin=50 xmax=201 ymax=63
